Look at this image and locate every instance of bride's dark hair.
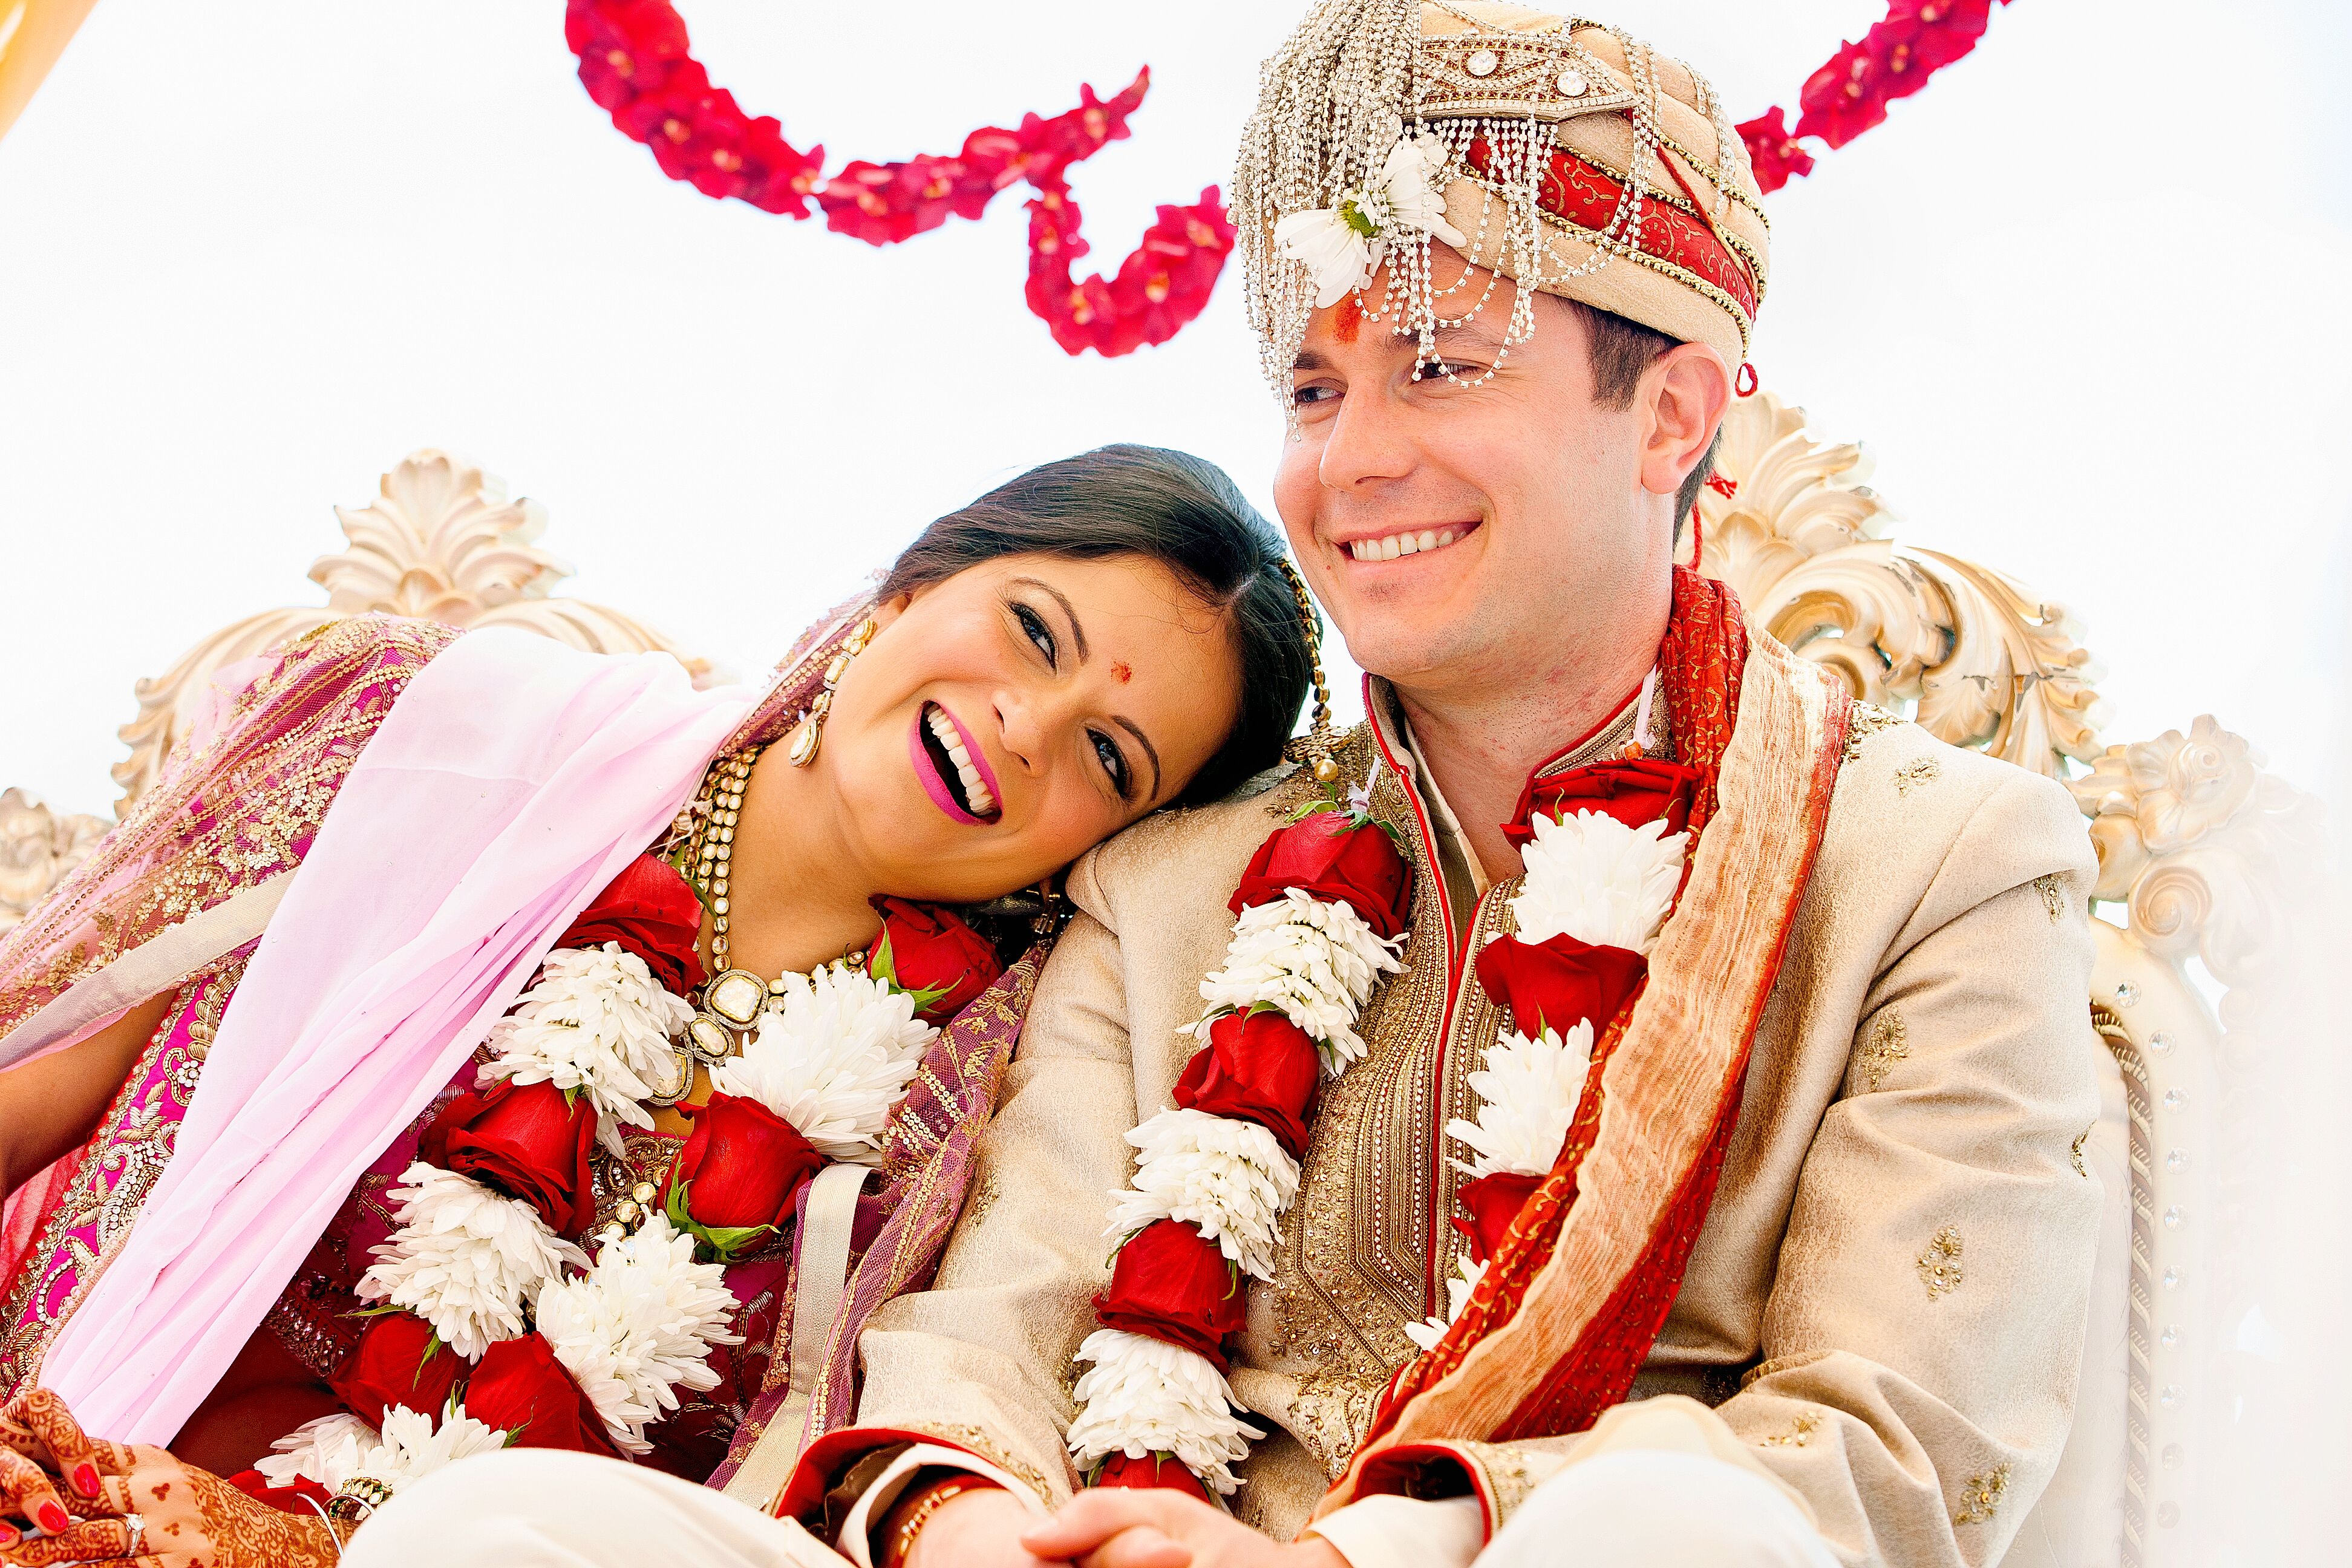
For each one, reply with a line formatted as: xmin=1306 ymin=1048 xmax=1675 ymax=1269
xmin=881 ymin=445 xmax=1315 ymax=808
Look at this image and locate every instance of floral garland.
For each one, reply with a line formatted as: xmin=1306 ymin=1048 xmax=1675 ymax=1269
xmin=1737 ymin=0 xmax=2016 ymax=194
xmin=252 ymin=848 xmax=1004 ymax=1505
xmin=563 ymin=0 xmax=1235 ymax=359
xmin=1063 ymin=790 xmax=1410 ymax=1500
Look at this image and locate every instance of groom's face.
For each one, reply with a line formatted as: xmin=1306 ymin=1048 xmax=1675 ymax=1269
xmin=1273 ymin=249 xmax=1689 ymax=697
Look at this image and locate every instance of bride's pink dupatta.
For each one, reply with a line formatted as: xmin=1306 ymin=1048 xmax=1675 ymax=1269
xmin=37 ymin=626 xmax=757 ymax=1443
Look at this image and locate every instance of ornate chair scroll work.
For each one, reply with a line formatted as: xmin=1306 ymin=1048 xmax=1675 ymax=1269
xmin=1697 ymin=391 xmax=2318 ymax=1568
xmin=109 ymin=448 xmax=716 ymax=812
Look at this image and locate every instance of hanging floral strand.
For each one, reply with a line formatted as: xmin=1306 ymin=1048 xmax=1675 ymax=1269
xmin=563 ymin=0 xmax=1232 ymax=358
xmin=1737 ymin=0 xmax=2014 ymax=194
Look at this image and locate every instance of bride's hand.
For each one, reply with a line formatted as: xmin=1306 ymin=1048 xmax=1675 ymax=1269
xmin=0 ymin=1387 xmax=338 ymax=1567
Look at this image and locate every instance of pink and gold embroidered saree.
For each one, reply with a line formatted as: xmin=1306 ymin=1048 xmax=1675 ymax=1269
xmin=0 ymin=604 xmax=1041 ymax=1485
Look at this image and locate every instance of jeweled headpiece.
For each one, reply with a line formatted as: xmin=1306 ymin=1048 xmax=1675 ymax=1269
xmin=1233 ymin=1 xmax=1769 ymax=403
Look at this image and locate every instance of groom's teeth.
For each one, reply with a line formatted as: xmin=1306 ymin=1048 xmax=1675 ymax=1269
xmin=926 ymin=705 xmax=998 ymax=818
xmin=1348 ymin=526 xmax=1468 ymax=562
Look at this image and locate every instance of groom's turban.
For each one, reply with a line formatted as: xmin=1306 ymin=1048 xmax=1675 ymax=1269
xmin=1233 ymin=0 xmax=1768 ymax=396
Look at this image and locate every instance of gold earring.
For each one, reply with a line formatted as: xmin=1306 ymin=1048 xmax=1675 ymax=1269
xmin=788 ymin=616 xmax=876 ymax=768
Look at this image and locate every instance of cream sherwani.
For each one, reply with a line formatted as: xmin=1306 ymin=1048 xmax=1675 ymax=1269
xmin=834 ymin=670 xmax=2105 ymax=1568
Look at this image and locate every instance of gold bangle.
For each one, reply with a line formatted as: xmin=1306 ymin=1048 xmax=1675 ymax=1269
xmin=880 ymin=1474 xmax=1002 ymax=1568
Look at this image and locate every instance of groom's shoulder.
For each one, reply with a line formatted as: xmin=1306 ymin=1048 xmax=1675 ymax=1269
xmin=1065 ymin=757 xmax=1325 ymax=938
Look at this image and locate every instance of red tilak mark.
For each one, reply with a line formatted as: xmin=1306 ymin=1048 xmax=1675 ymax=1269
xmin=1111 ymin=661 xmax=1133 ymax=684
xmin=1333 ymin=293 xmax=1365 ymax=344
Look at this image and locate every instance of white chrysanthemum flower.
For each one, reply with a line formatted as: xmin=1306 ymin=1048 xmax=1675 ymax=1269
xmin=535 ymin=1215 xmax=742 ymax=1455
xmin=1403 ymin=1255 xmax=1487 ymax=1354
xmin=1192 ymin=890 xmax=1403 ymax=1071
xmin=707 ymin=962 xmax=937 ymax=1163
xmin=344 ymin=1404 xmax=509 ymax=1494
xmin=254 ymin=1412 xmax=379 ymax=1494
xmin=1065 ymin=1329 xmax=1264 ymax=1496
xmin=1376 ymin=132 xmax=1468 ymax=247
xmin=1275 ymin=207 xmax=1380 ymax=309
xmin=481 ymin=943 xmax=696 ymax=1153
xmin=1108 ymin=1108 xmax=1301 ymax=1282
xmin=1509 ymin=810 xmax=1690 ymax=955
xmin=1445 ymin=1024 xmax=1593 ymax=1180
xmin=356 ymin=1163 xmax=588 ymax=1361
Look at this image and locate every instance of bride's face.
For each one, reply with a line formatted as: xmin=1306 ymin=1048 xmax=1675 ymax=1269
xmin=816 ymin=552 xmax=1246 ymax=904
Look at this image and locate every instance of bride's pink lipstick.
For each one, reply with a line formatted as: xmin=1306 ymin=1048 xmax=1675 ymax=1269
xmin=909 ymin=702 xmax=1002 ymax=825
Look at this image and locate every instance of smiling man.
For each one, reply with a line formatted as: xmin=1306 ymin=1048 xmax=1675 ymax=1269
xmin=338 ymin=5 xmax=2105 ymax=1568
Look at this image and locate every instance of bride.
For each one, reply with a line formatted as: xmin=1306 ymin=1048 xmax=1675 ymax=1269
xmin=0 ymin=445 xmax=1313 ymax=1563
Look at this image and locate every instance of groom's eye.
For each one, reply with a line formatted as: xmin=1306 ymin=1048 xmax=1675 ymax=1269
xmin=1291 ymin=383 xmax=1338 ymax=407
xmin=1014 ymin=603 xmax=1058 ymax=666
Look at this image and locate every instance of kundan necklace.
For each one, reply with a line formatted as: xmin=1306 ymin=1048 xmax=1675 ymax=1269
xmin=650 ymin=743 xmax=791 ymax=1102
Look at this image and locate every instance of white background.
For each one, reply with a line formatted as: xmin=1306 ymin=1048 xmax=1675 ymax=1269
xmin=2 ymin=7 xmax=2349 ymax=1558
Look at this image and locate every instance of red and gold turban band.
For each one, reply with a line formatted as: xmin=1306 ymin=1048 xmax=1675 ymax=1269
xmin=1234 ymin=1 xmax=1769 ymax=399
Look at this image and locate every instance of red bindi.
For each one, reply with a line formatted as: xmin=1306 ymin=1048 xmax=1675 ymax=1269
xmin=1333 ymin=294 xmax=1364 ymax=344
xmin=1111 ymin=661 xmax=1133 ymax=684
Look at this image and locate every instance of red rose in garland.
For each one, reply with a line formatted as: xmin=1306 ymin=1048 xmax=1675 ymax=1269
xmin=1452 ymin=1170 xmax=1546 ymax=1266
xmin=556 ymin=853 xmax=708 ymax=995
xmin=870 ymin=897 xmax=1006 ymax=1025
xmin=330 ymin=1313 xmax=463 ymax=1429
xmin=227 ymin=1471 xmax=333 ymax=1514
xmin=663 ymin=1092 xmax=825 ymax=1254
xmin=1096 ymin=1219 xmax=1249 ymax=1369
xmin=1503 ymin=759 xmax=1703 ymax=849
xmin=1096 ymin=1451 xmax=1211 ymax=1501
xmin=1230 ymin=809 xmax=1411 ymax=939
xmin=1474 ymin=934 xmax=1647 ymax=1042
xmin=1171 ymin=1008 xmax=1322 ymax=1159
xmin=420 ymin=1078 xmax=601 ymax=1239
xmin=465 ymin=1332 xmax=626 ymax=1458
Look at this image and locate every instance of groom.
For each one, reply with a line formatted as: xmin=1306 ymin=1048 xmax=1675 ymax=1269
xmin=348 ymin=4 xmax=2102 ymax=1566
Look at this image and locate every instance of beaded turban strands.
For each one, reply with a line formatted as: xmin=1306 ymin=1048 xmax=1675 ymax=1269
xmin=1232 ymin=1 xmax=1771 ymax=410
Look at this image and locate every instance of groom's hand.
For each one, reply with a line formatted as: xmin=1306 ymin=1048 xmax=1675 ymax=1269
xmin=1021 ymin=1489 xmax=1351 ymax=1568
xmin=907 ymin=1486 xmax=1068 ymax=1568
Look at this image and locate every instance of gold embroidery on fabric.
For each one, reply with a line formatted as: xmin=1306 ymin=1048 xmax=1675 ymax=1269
xmin=1760 ymin=1412 xmax=1819 ymax=1448
xmin=904 ymin=1422 xmax=1059 ymax=1500
xmin=1918 ymin=1226 xmax=1965 ymax=1300
xmin=1840 ymin=702 xmax=1906 ymax=762
xmin=1953 ymin=1463 xmax=2012 ymax=1524
xmin=1854 ymin=1009 xmax=1909 ymax=1093
xmin=963 ymin=1171 xmax=1001 ymax=1226
xmin=2071 ymin=1126 xmax=2092 ymax=1177
xmin=2034 ymin=872 xmax=2069 ymax=924
xmin=1460 ymin=1440 xmax=1544 ymax=1524
xmin=1892 ymin=757 xmax=1941 ymax=797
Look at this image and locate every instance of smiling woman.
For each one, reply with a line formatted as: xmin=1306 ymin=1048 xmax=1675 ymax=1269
xmin=0 ymin=444 xmax=1310 ymax=1561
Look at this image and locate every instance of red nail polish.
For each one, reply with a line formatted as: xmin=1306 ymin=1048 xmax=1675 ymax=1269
xmin=37 ymin=1501 xmax=70 ymax=1533
xmin=0 ymin=1521 xmax=18 ymax=1545
xmin=72 ymin=1462 xmax=100 ymax=1497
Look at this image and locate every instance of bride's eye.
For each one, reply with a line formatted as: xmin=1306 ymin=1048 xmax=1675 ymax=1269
xmin=1014 ymin=603 xmax=1057 ymax=665
xmin=1091 ymin=729 xmax=1132 ymax=797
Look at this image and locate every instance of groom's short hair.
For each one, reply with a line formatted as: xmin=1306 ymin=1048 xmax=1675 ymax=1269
xmin=1567 ymin=297 xmax=1720 ymax=539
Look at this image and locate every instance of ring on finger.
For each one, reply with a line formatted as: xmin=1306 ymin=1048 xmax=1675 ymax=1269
xmin=125 ymin=1512 xmax=145 ymax=1556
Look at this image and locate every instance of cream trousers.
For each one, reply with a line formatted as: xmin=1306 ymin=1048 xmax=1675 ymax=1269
xmin=342 ymin=1447 xmax=1838 ymax=1568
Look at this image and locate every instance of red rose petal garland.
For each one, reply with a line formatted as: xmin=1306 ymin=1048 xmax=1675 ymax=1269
xmin=1065 ymin=801 xmax=1411 ymax=1497
xmin=1737 ymin=0 xmax=2014 ymax=194
xmin=564 ymin=0 xmax=1233 ymax=358
xmin=251 ymin=854 xmax=1006 ymax=1503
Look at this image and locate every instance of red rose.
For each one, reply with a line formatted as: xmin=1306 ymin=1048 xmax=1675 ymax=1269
xmin=555 ymin=854 xmax=707 ymax=996
xmin=665 ymin=1091 xmax=825 ymax=1235
xmin=1503 ymin=759 xmax=1703 ymax=849
xmin=1736 ymin=106 xmax=1816 ymax=196
xmin=1451 ymin=1171 xmax=1544 ymax=1266
xmin=1094 ymin=1451 xmax=1210 ymax=1501
xmin=464 ymin=1331 xmax=625 ymax=1458
xmin=870 ymin=898 xmax=1005 ymax=1024
xmin=421 ymin=1078 xmax=599 ymax=1238
xmin=329 ymin=1313 xmax=463 ymax=1429
xmin=1171 ymin=1009 xmax=1321 ymax=1159
xmin=1229 ymin=814 xmax=1411 ymax=939
xmin=1094 ymin=1219 xmax=1247 ymax=1370
xmin=228 ymin=1470 xmax=333 ymax=1514
xmin=1474 ymin=933 xmax=1646 ymax=1040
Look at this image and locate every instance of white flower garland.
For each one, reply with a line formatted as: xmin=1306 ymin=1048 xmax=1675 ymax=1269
xmin=481 ymin=942 xmax=697 ymax=1153
xmin=355 ymin=1162 xmax=590 ymax=1360
xmin=533 ymin=1214 xmax=743 ymax=1454
xmin=1273 ymin=128 xmax=1466 ymax=307
xmin=708 ymin=964 xmax=936 ymax=1163
xmin=1071 ymin=884 xmax=1402 ymax=1494
xmin=256 ymin=1405 xmax=509 ymax=1497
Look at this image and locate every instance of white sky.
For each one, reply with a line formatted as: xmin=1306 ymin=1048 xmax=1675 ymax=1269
xmin=2 ymin=0 xmax=2348 ymax=817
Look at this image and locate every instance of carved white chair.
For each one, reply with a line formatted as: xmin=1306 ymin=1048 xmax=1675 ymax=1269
xmin=1 ymin=431 xmax=2314 ymax=1568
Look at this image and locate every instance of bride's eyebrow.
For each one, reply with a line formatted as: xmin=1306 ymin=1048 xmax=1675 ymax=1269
xmin=1012 ymin=576 xmax=1089 ymax=661
xmin=1114 ymin=717 xmax=1163 ymax=803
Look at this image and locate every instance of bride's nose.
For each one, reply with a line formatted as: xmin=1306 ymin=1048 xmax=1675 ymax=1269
xmin=993 ymin=679 xmax=1082 ymax=774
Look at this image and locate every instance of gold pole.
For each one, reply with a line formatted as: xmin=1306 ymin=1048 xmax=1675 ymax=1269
xmin=0 ymin=0 xmax=102 ymax=147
